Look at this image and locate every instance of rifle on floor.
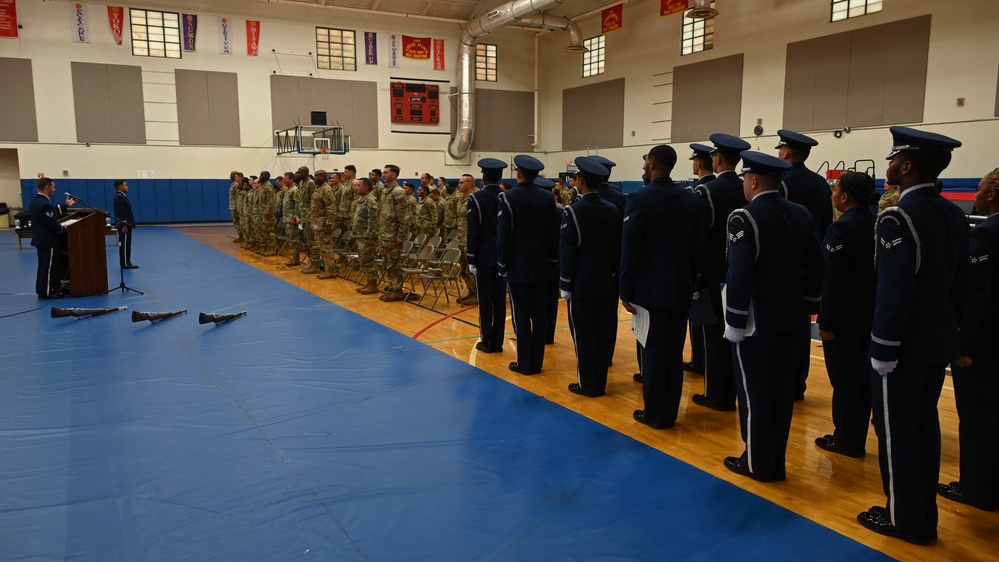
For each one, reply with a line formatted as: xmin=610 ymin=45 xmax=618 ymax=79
xmin=51 ymin=306 xmax=127 ymax=319
xmin=131 ymin=310 xmax=188 ymax=323
xmin=198 ymin=311 xmax=247 ymax=326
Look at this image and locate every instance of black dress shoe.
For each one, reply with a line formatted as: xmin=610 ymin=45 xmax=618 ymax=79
xmin=938 ymin=481 xmax=997 ymax=511
xmin=568 ymin=383 xmax=605 ymax=397
xmin=508 ymin=362 xmax=537 ymax=375
xmin=633 ymin=409 xmax=673 ymax=429
xmin=124 ymin=264 xmax=139 ymax=269
xmin=475 ymin=342 xmax=499 ymax=353
xmin=856 ymin=509 xmax=934 ymax=546
xmin=38 ymin=292 xmax=64 ymax=300
xmin=632 ymin=373 xmax=643 ymax=383
xmin=724 ymin=456 xmax=753 ymax=477
xmin=682 ymin=361 xmax=704 ymax=374
xmin=814 ymin=434 xmax=866 ymax=458
xmin=691 ymin=393 xmax=736 ymax=411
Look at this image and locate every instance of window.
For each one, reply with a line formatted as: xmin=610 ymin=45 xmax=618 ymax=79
xmin=476 ymin=43 xmax=497 ymax=82
xmin=582 ymin=35 xmax=604 ymax=78
xmin=831 ymin=0 xmax=883 ymax=22
xmin=681 ymin=3 xmax=715 ymax=56
xmin=130 ymin=9 xmax=181 ymax=59
xmin=316 ymin=27 xmax=356 ymax=71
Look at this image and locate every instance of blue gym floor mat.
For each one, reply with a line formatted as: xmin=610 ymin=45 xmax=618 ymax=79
xmin=0 ymin=228 xmax=890 ymax=561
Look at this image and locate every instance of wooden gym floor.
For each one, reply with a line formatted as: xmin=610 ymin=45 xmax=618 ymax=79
xmin=179 ymin=224 xmax=998 ymax=562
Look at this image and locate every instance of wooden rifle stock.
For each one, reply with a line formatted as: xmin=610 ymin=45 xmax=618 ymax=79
xmin=51 ymin=306 xmax=127 ymax=319
xmin=198 ymin=311 xmax=247 ymax=325
xmin=131 ymin=310 xmax=188 ymax=323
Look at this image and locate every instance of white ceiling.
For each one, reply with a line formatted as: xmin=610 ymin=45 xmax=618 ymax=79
xmin=258 ymin=0 xmax=622 ymax=23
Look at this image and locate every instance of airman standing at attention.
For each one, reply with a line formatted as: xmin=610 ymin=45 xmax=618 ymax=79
xmin=296 ymin=167 xmax=320 ymax=273
xmin=682 ymin=144 xmax=716 ymax=375
xmin=467 ymin=158 xmax=507 ymax=353
xmin=352 ymin=177 xmax=381 ymax=295
xmin=378 ymin=164 xmax=415 ymax=302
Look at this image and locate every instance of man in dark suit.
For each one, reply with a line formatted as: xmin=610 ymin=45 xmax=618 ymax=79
xmin=815 ymin=172 xmax=877 ymax=459
xmin=775 ymin=129 xmax=831 ymax=400
xmin=691 ymin=134 xmax=751 ymax=412
xmin=467 ymin=158 xmax=508 ymax=354
xmin=722 ymin=151 xmax=823 ymax=482
xmin=497 ymin=155 xmax=558 ymax=375
xmin=29 ymin=177 xmax=77 ymax=299
xmin=560 ymin=157 xmax=621 ymax=397
xmin=858 ymin=127 xmax=967 ymax=546
xmin=113 ymin=179 xmax=138 ymax=269
xmin=620 ymin=145 xmax=704 ymax=429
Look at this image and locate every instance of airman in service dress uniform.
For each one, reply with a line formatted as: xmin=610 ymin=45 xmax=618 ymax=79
xmin=467 ymin=158 xmax=508 ymax=354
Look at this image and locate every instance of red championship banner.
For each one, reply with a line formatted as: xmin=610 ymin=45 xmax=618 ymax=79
xmin=432 ymin=38 xmax=444 ymax=71
xmin=402 ymin=35 xmax=431 ymax=59
xmin=601 ymin=4 xmax=623 ymax=34
xmin=107 ymin=6 xmax=124 ymax=45
xmin=661 ymin=0 xmax=687 ymax=17
xmin=0 ymin=0 xmax=18 ymax=39
xmin=246 ymin=20 xmax=260 ymax=56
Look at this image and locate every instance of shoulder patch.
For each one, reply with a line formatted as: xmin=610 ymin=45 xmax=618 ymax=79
xmin=972 ymin=254 xmax=989 ymax=264
xmin=825 ymin=243 xmax=843 ymax=253
xmin=879 ymin=237 xmax=902 ymax=250
xmin=728 ymin=230 xmax=745 ymax=243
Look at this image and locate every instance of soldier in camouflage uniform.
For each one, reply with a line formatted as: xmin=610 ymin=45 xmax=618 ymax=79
xmin=415 ymin=184 xmax=437 ymax=237
xmin=442 ymin=181 xmax=459 ymax=237
xmin=430 ymin=188 xmax=445 ymax=233
xmin=456 ymin=174 xmax=478 ymax=305
xmin=282 ymin=172 xmax=303 ymax=266
xmin=370 ymin=169 xmax=386 ymax=205
xmin=310 ymin=170 xmax=338 ymax=278
xmin=235 ymin=177 xmax=251 ymax=246
xmin=377 ymin=164 xmax=415 ymax=302
xmin=255 ymin=172 xmax=279 ymax=256
xmin=229 ymin=171 xmax=243 ymax=243
xmin=336 ymin=165 xmax=357 ymax=235
xmin=295 ymin=167 xmax=319 ymax=273
xmin=352 ymin=177 xmax=380 ymax=294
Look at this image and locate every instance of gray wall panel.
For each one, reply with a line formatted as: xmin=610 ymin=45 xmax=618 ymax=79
xmin=472 ymin=89 xmax=533 ymax=152
xmin=73 ymin=62 xmax=145 ymax=144
xmin=206 ymin=71 xmax=240 ymax=146
xmin=673 ymin=55 xmax=743 ymax=142
xmin=0 ymin=58 xmax=39 ymax=142
xmin=561 ymin=78 xmax=625 ymax=150
xmin=270 ymin=75 xmax=378 ymax=148
xmin=176 ymin=70 xmax=210 ymax=145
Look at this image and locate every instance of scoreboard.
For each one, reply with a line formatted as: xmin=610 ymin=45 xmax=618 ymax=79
xmin=391 ymin=81 xmax=440 ymax=124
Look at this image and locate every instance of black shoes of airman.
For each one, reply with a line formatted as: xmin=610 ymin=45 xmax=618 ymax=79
xmin=723 ymin=456 xmax=785 ymax=482
xmin=567 ymin=383 xmax=604 ymax=397
xmin=937 ymin=481 xmax=996 ymax=511
xmin=632 ymin=373 xmax=643 ymax=383
xmin=814 ymin=434 xmax=866 ymax=458
xmin=856 ymin=509 xmax=934 ymax=545
xmin=682 ymin=361 xmax=704 ymax=374
xmin=508 ymin=362 xmax=537 ymax=375
xmin=633 ymin=409 xmax=673 ymax=429
xmin=691 ymin=393 xmax=736 ymax=411
xmin=475 ymin=342 xmax=500 ymax=353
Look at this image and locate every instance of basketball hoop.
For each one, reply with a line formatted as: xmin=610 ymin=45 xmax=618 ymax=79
xmin=319 ymin=147 xmax=330 ymax=161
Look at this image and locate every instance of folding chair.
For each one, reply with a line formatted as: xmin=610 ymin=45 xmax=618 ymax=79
xmin=416 ymin=247 xmax=462 ymax=309
xmin=400 ymin=243 xmax=437 ymax=298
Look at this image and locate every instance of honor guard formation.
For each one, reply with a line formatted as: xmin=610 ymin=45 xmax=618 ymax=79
xmin=223 ymin=125 xmax=997 ymax=547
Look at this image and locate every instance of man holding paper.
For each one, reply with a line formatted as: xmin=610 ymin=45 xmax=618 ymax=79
xmin=722 ymin=151 xmax=823 ymax=482
xmin=619 ymin=145 xmax=703 ymax=429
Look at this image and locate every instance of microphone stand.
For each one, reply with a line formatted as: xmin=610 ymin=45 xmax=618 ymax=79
xmin=67 ymin=194 xmax=143 ymax=296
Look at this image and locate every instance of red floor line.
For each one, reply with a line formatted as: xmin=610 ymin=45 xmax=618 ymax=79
xmin=411 ymin=305 xmax=478 ymax=339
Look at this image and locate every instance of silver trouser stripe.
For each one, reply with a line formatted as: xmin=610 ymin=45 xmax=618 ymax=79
xmin=735 ymin=341 xmax=752 ymax=473
xmin=727 ymin=306 xmax=748 ymax=316
xmin=872 ymin=335 xmax=901 ymax=347
xmin=567 ymin=299 xmax=581 ymax=387
xmin=882 ymin=374 xmax=896 ymax=524
xmin=46 ymin=247 xmax=55 ymax=296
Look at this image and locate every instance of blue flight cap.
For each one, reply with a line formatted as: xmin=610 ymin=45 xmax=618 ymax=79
xmin=689 ymin=143 xmax=713 ymax=160
xmin=642 ymin=153 xmax=648 ymax=160
xmin=775 ymin=129 xmax=818 ymax=150
xmin=535 ymin=177 xmax=555 ymax=190
xmin=709 ymin=133 xmax=751 ymax=154
xmin=574 ymin=156 xmax=611 ymax=179
xmin=513 ymin=154 xmax=545 ymax=173
xmin=887 ymin=126 xmax=962 ymax=160
xmin=477 ymin=157 xmax=508 ymax=171
xmin=740 ymin=151 xmax=793 ymax=177
xmin=590 ymin=155 xmax=616 ymax=169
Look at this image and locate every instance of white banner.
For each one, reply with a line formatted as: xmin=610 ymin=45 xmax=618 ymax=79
xmin=218 ymin=16 xmax=232 ymax=55
xmin=71 ymin=2 xmax=89 ymax=44
xmin=389 ymin=34 xmax=399 ymax=68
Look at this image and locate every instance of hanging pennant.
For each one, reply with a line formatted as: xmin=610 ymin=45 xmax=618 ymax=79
xmin=183 ymin=14 xmax=197 ymax=52
xmin=0 ymin=0 xmax=19 ymax=39
xmin=364 ymin=31 xmax=377 ymax=65
xmin=432 ymin=39 xmax=444 ymax=71
xmin=402 ymin=35 xmax=430 ymax=60
xmin=218 ymin=17 xmax=232 ymax=55
xmin=71 ymin=2 xmax=89 ymax=44
xmin=389 ymin=34 xmax=399 ymax=68
xmin=661 ymin=0 xmax=687 ymax=17
xmin=107 ymin=6 xmax=124 ymax=45
xmin=601 ymin=4 xmax=623 ymax=34
xmin=246 ymin=20 xmax=260 ymax=56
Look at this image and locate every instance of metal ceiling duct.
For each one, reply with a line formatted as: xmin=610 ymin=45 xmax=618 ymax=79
xmin=686 ymin=0 xmax=719 ymax=19
xmin=448 ymin=0 xmax=583 ymax=160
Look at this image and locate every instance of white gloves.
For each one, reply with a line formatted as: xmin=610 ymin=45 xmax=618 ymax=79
xmin=723 ymin=324 xmax=745 ymax=343
xmin=468 ymin=264 xmax=477 ymax=275
xmin=872 ymin=358 xmax=897 ymax=376
xmin=560 ymin=290 xmax=571 ymax=300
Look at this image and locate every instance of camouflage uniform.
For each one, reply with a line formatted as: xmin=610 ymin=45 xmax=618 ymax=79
xmin=456 ymin=193 xmax=475 ymax=298
xmin=442 ymin=190 xmax=459 ymax=235
xmin=254 ymin=182 xmax=279 ymax=254
xmin=335 ymin=181 xmax=354 ymax=235
xmin=353 ymin=190 xmax=379 ymax=291
xmin=235 ymin=185 xmax=251 ymax=243
xmin=378 ymin=183 xmax=415 ymax=296
xmin=311 ymin=180 xmax=338 ymax=277
xmin=283 ymin=183 xmax=302 ymax=265
xmin=415 ymin=197 xmax=437 ymax=236
xmin=229 ymin=180 xmax=242 ymax=240
xmin=298 ymin=178 xmax=318 ymax=264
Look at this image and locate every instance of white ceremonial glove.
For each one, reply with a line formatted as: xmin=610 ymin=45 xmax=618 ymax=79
xmin=468 ymin=264 xmax=477 ymax=275
xmin=560 ymin=290 xmax=571 ymax=301
xmin=723 ymin=324 xmax=745 ymax=343
xmin=691 ymin=290 xmax=700 ymax=301
xmin=872 ymin=358 xmax=898 ymax=377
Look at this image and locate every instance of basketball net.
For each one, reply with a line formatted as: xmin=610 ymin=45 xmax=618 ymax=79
xmin=319 ymin=147 xmax=330 ymax=161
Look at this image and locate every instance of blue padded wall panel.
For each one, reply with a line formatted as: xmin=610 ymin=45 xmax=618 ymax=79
xmin=188 ymin=180 xmax=207 ymax=222
xmin=21 ymin=178 xmax=34 ymax=208
xmin=203 ymin=180 xmax=222 ymax=221
xmin=67 ymin=179 xmax=89 ymax=205
xmin=171 ymin=179 xmax=191 ymax=222
xmin=86 ymin=179 xmax=111 ymax=212
xmin=154 ymin=179 xmax=174 ymax=223
xmin=134 ymin=179 xmax=156 ymax=224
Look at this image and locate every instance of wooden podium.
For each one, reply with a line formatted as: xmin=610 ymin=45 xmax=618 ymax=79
xmin=58 ymin=210 xmax=109 ymax=296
